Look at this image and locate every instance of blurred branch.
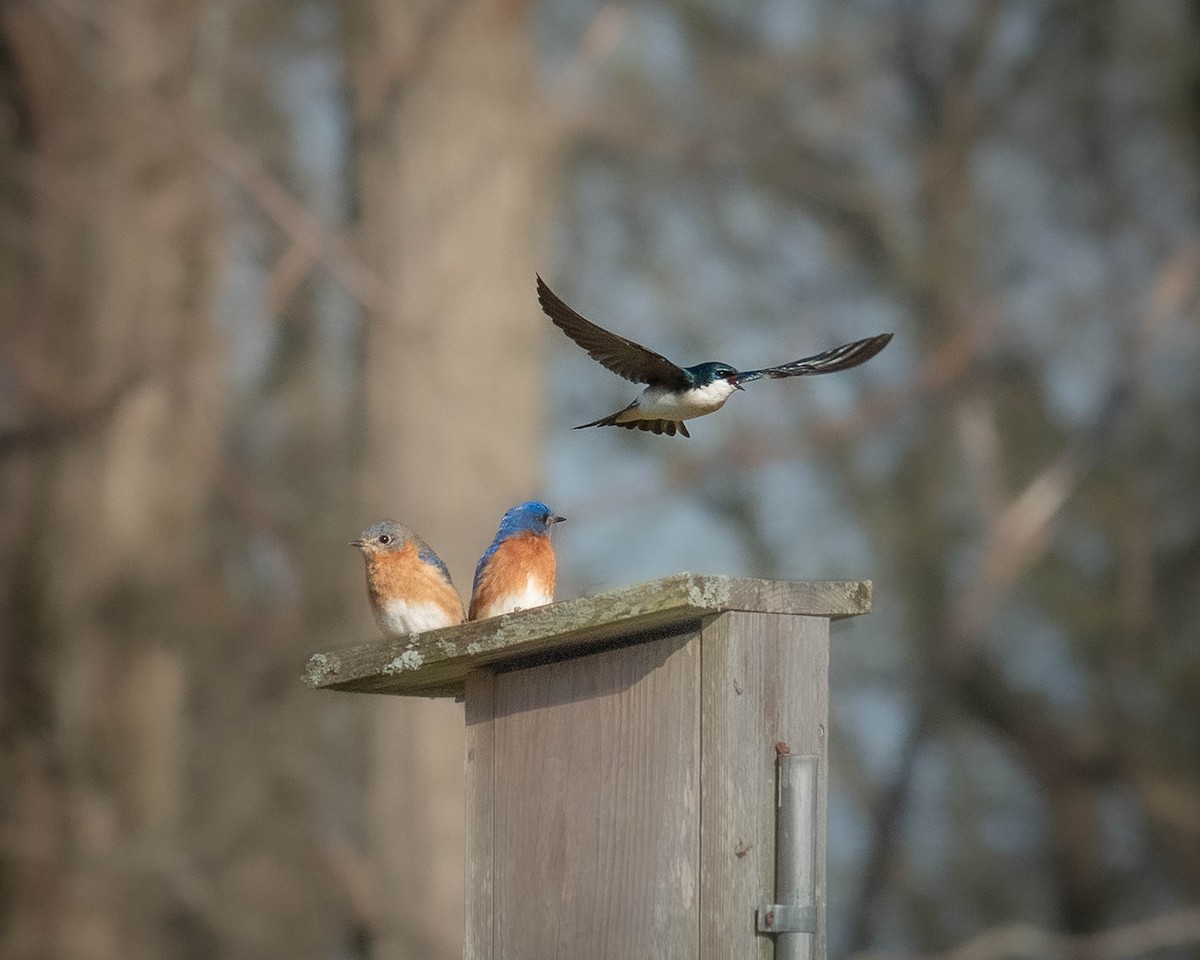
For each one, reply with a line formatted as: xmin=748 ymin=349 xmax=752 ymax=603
xmin=1146 ymin=241 xmax=1200 ymax=335
xmin=848 ymin=386 xmax=1129 ymax=946
xmin=546 ymin=6 xmax=904 ymax=270
xmin=34 ymin=0 xmax=485 ymax=327
xmin=898 ymin=0 xmax=1003 ymax=142
xmin=957 ymin=653 xmax=1115 ymax=935
xmin=950 ymin=386 xmax=1128 ymax=649
xmin=35 ymin=0 xmax=392 ymax=316
xmin=551 ymin=4 xmax=632 ymax=107
xmin=846 ymin=906 xmax=1200 ymax=960
xmin=0 ymin=371 xmax=142 ymax=457
xmin=957 ymin=652 xmax=1115 ymax=784
xmin=158 ymin=109 xmax=391 ymax=316
xmin=950 ymin=451 xmax=1077 ymax=638
xmin=955 ymin=396 xmax=1003 ymax=529
xmin=355 ymin=0 xmax=472 ymax=142
xmin=263 ymin=241 xmax=320 ymax=318
xmin=563 ymin=101 xmax=881 ymax=218
xmin=1136 ymin=775 xmax=1200 ymax=836
xmin=846 ymin=694 xmax=941 ymax=951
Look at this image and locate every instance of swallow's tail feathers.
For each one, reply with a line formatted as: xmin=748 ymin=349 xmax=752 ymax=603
xmin=574 ymin=398 xmax=638 ymax=431
xmin=574 ymin=410 xmax=690 ymax=437
xmin=738 ymin=332 xmax=893 ymax=382
xmin=574 ymin=411 xmax=624 ymax=430
xmin=629 ymin=419 xmax=689 ymax=437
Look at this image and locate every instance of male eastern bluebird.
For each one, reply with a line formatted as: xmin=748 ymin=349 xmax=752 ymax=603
xmin=469 ymin=501 xmax=565 ymax=621
xmin=351 ymin=519 xmax=465 ymax=637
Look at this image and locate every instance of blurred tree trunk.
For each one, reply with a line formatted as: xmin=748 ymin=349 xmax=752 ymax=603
xmin=343 ymin=0 xmax=543 ymax=957
xmin=1 ymin=3 xmax=359 ymax=959
xmin=0 ymin=2 xmax=224 ymax=958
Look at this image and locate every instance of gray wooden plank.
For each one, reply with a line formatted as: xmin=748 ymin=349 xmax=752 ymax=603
xmin=304 ymin=574 xmax=867 ymax=698
xmin=367 ymin=697 xmax=466 ymax=956
xmin=464 ymin=671 xmax=495 ymax=960
xmin=700 ymin=611 xmax=830 ymax=960
xmin=490 ymin=630 xmax=701 ymax=960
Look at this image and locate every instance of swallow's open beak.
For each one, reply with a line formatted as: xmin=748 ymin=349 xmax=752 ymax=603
xmin=550 ymin=515 xmax=566 ymax=525
xmin=728 ymin=374 xmax=745 ymax=391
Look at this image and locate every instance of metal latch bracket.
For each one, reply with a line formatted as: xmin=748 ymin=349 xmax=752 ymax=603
xmin=757 ymin=903 xmax=817 ymax=934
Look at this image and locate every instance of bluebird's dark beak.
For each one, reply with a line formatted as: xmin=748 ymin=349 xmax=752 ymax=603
xmin=349 ymin=538 xmax=364 ymax=548
xmin=550 ymin=515 xmax=566 ymax=525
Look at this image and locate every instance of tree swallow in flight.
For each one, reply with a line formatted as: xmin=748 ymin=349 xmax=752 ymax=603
xmin=537 ymin=275 xmax=893 ymax=438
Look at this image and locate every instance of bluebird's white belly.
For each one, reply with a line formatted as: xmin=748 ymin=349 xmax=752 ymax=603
xmin=477 ymin=574 xmax=554 ymax=620
xmin=376 ymin=599 xmax=458 ymax=636
xmin=623 ymin=380 xmax=737 ymax=422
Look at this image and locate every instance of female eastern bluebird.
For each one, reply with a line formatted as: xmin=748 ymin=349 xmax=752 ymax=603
xmin=351 ymin=520 xmax=466 ymax=637
xmin=469 ymin=501 xmax=565 ymax=621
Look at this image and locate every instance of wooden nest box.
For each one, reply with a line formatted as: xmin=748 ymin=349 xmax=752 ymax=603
xmin=305 ymin=573 xmax=871 ymax=960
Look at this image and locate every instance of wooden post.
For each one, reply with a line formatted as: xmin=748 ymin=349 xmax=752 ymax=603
xmin=306 ymin=574 xmax=870 ymax=960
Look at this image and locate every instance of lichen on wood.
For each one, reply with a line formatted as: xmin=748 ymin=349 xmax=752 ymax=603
xmin=304 ymin=574 xmax=870 ymax=699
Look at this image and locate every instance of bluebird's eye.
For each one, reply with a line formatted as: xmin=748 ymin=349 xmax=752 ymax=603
xmin=378 ymin=534 xmax=391 ymax=545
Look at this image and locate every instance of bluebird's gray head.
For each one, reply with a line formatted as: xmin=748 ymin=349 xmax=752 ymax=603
xmin=350 ymin=519 xmax=415 ymax=556
xmin=494 ymin=501 xmax=566 ymax=541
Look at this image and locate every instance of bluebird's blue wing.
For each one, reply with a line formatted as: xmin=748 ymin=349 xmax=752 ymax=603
xmin=537 ymin=276 xmax=691 ymax=391
xmin=417 ymin=541 xmax=454 ymax=584
xmin=735 ymin=333 xmax=893 ymax=383
xmin=472 ymin=539 xmax=500 ymax=595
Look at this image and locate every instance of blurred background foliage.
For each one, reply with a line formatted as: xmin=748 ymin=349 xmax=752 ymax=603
xmin=1 ymin=0 xmax=1198 ymax=958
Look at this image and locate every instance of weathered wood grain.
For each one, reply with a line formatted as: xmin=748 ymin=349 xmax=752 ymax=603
xmin=485 ymin=631 xmax=701 ymax=960
xmin=699 ymin=611 xmax=830 ymax=960
xmin=464 ymin=671 xmax=495 ymax=960
xmin=304 ymin=574 xmax=868 ymax=698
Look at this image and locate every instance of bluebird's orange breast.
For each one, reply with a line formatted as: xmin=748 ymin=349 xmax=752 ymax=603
xmin=469 ymin=531 xmax=557 ymax=621
xmin=365 ymin=543 xmax=465 ymax=636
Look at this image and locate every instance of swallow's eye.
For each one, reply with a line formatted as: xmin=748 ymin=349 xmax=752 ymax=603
xmin=378 ymin=534 xmax=391 ymax=545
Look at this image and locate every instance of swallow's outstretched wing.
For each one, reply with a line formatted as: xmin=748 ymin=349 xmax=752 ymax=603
xmin=537 ymin=276 xmax=691 ymax=391
xmin=735 ymin=333 xmax=893 ymax=384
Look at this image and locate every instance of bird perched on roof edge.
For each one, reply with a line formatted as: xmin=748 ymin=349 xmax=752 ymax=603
xmin=469 ymin=501 xmax=565 ymax=621
xmin=352 ymin=520 xmax=465 ymax=637
xmin=536 ymin=274 xmax=893 ymax=437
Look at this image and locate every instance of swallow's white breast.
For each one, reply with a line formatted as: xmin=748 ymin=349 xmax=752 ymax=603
xmin=624 ymin=379 xmax=738 ymax=421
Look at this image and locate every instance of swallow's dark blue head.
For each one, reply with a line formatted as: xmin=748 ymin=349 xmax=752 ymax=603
xmin=685 ymin=362 xmax=744 ymax=390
